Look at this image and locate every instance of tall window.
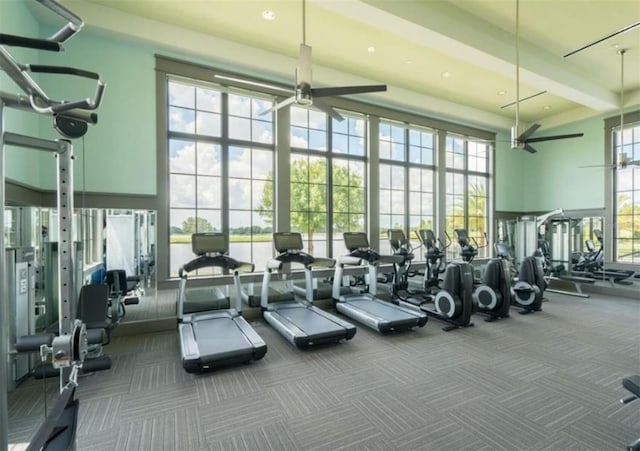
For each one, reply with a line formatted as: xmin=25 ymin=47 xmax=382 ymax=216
xmin=379 ymin=121 xmax=435 ymax=256
xmin=167 ymin=78 xmax=274 ymax=275
xmin=445 ymin=135 xmax=491 ymax=259
xmin=613 ymin=121 xmax=640 ymax=263
xmin=331 ymin=114 xmax=366 ymax=257
xmin=288 ymin=107 xmax=366 ymax=258
xmin=289 ymin=107 xmax=329 ymax=257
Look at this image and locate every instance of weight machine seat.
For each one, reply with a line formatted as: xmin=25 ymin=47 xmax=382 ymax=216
xmin=78 ymin=284 xmax=110 ymax=328
xmin=179 ymin=310 xmax=267 ymax=373
xmin=263 ymin=302 xmax=356 ymax=349
xmin=623 ymin=375 xmax=640 ymax=397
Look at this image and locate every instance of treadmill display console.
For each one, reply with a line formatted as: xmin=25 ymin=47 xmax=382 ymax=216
xmin=192 ymin=233 xmax=228 ymax=255
xmin=274 ymin=232 xmax=304 ymax=253
xmin=344 ymin=232 xmax=370 ymax=251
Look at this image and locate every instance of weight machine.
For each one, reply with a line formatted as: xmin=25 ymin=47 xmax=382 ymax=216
xmin=1 ymin=0 xmax=105 ymax=448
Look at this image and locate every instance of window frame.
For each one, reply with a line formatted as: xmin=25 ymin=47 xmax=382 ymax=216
xmin=155 ymin=56 xmax=496 ymax=282
xmin=604 ymin=111 xmax=640 ymax=265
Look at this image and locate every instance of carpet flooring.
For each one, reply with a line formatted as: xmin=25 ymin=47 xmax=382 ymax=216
xmin=7 ymin=291 xmax=640 ymax=450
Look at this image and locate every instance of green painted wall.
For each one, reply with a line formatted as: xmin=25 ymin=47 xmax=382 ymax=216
xmin=1 ymin=0 xmax=44 ymax=188
xmin=4 ymin=7 xmax=561 ymax=211
xmin=37 ymin=29 xmax=157 ymax=194
xmin=494 ymin=130 xmax=525 ymax=211
xmin=521 ymin=115 xmax=606 ymax=211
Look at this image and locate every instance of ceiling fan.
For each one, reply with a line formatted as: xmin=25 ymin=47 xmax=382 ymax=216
xmin=580 ymin=48 xmax=637 ymax=170
xmin=510 ymin=0 xmax=584 ymax=153
xmin=215 ymin=0 xmax=386 ymax=121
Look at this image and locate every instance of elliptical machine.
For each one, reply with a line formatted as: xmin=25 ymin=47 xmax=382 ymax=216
xmin=388 ymin=229 xmax=475 ymax=331
xmin=495 ymin=241 xmax=546 ymax=314
xmin=415 ymin=229 xmax=448 ymax=293
xmin=454 ymin=229 xmax=510 ymax=321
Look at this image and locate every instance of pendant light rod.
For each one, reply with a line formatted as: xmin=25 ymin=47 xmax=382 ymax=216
xmin=618 ymin=48 xmax=626 ymax=161
xmin=515 ymin=0 xmax=520 ymax=130
xmin=302 ymin=0 xmax=306 ymax=46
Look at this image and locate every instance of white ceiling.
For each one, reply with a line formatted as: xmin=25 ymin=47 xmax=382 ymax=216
xmin=38 ymin=0 xmax=640 ymax=131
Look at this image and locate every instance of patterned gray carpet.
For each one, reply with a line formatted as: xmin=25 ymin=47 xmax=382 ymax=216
xmin=8 ymin=292 xmax=640 ymax=450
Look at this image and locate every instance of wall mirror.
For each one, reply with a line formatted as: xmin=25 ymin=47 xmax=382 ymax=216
xmin=4 ymin=206 xmax=159 ymax=339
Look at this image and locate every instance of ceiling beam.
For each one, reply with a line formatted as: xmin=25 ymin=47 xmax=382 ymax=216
xmin=313 ymin=0 xmax=619 ymax=112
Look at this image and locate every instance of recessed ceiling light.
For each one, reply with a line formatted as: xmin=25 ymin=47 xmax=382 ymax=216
xmin=441 ymin=71 xmax=450 ymax=78
xmin=261 ymin=10 xmax=275 ymax=20
xmin=611 ymin=43 xmax=620 ymax=49
xmin=543 ymin=105 xmax=551 ymax=110
xmin=405 ymin=59 xmax=412 ymax=64
xmin=497 ymin=90 xmax=506 ymax=96
xmin=367 ymin=46 xmax=376 ymax=53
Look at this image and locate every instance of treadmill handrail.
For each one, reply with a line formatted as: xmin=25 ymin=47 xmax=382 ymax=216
xmin=309 ymin=256 xmax=336 ymax=269
xmin=179 ymin=255 xmax=254 ymax=278
xmin=349 ymin=248 xmax=380 ymax=262
xmin=337 ymin=255 xmax=363 ymax=266
xmin=274 ymin=251 xmax=315 ymax=267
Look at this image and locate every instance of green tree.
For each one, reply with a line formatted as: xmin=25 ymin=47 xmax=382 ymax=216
xmin=445 ymin=182 xmax=487 ymax=249
xmin=257 ymin=159 xmax=364 ymax=253
xmin=181 ymin=216 xmax=214 ymax=234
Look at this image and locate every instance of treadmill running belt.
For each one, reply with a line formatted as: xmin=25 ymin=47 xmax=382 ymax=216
xmin=192 ymin=318 xmax=253 ymax=361
xmin=347 ymin=298 xmax=418 ymax=322
xmin=275 ymin=307 xmax=347 ymax=336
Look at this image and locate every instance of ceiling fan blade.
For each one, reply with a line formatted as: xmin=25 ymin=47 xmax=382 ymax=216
xmin=311 ymin=98 xmax=344 ymax=121
xmin=525 ymin=133 xmax=584 ymax=143
xmin=517 ymin=123 xmax=541 ymax=142
xmin=259 ymin=96 xmax=297 ymax=116
xmin=214 ymin=74 xmax=292 ymax=95
xmin=298 ymin=43 xmax=313 ymax=86
xmin=523 ymin=144 xmax=538 ymax=154
xmin=578 ymin=164 xmax=615 ymax=168
xmin=312 ymin=84 xmax=387 ymax=98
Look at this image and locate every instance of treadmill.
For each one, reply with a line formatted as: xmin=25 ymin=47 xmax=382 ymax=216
xmin=177 ymin=233 xmax=267 ymax=373
xmin=261 ymin=232 xmax=357 ymax=349
xmin=332 ymin=232 xmax=428 ymax=333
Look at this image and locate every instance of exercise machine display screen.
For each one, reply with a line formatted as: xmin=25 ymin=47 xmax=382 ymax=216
xmin=419 ymin=229 xmax=436 ymax=247
xmin=274 ymin=232 xmax=304 ymax=252
xmin=454 ymin=229 xmax=470 ymax=245
xmin=192 ymin=233 xmax=228 ymax=255
xmin=387 ymin=229 xmax=406 ymax=244
xmin=344 ymin=232 xmax=370 ymax=251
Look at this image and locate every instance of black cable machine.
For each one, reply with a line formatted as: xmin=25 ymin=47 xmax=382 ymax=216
xmin=1 ymin=0 xmax=106 ymax=447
